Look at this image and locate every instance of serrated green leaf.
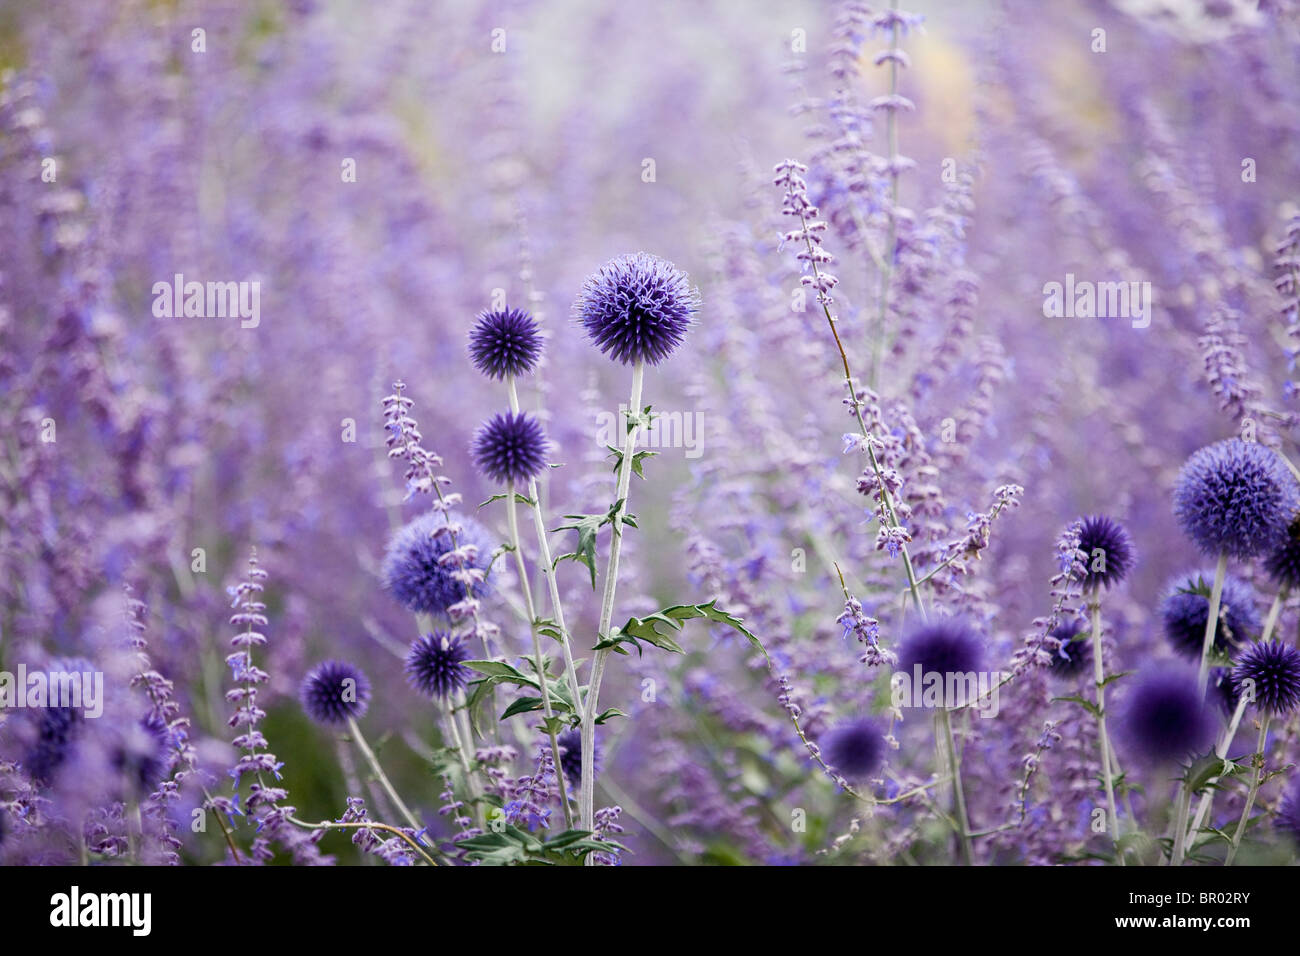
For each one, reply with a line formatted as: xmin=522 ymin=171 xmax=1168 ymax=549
xmin=594 ymin=707 xmax=627 ymax=725
xmin=595 ymin=599 xmax=768 ymax=661
xmin=1051 ymin=694 xmax=1101 ymax=718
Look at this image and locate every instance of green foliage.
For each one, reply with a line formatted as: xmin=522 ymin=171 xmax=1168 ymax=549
xmin=594 ymin=599 xmax=768 ymax=661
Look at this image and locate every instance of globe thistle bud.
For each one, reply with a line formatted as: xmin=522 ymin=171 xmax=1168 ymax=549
xmin=300 ymin=660 xmax=371 ymax=725
xmin=405 ymin=631 xmax=472 ymax=701
xmin=1073 ymin=514 xmax=1136 ymax=590
xmin=1047 ymin=620 xmax=1092 ymax=678
xmin=1117 ymin=667 xmax=1215 ymax=765
xmin=382 ymin=510 xmax=494 ymax=616
xmin=897 ymin=618 xmax=984 ymax=679
xmin=22 ymin=656 xmax=95 ymax=786
xmin=822 ymin=718 xmax=885 ymax=780
xmin=471 ymin=411 xmax=548 ymax=485
xmin=1160 ymin=570 xmax=1260 ymax=659
xmin=573 ymin=252 xmax=700 ymax=365
xmin=467 ymin=307 xmax=544 ymax=380
xmin=1232 ymin=640 xmax=1300 ymax=716
xmin=1173 ymin=439 xmax=1299 ymax=559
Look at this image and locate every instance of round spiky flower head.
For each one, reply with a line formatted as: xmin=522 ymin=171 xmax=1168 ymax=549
xmin=1160 ymin=570 xmax=1260 ymax=659
xmin=1263 ymin=514 xmax=1300 ymax=590
xmin=382 ymin=510 xmax=494 ymax=616
xmin=300 ymin=660 xmax=371 ymax=725
xmin=1232 ymin=640 xmax=1300 ymax=716
xmin=1173 ymin=439 xmax=1299 ymax=558
xmin=557 ymin=728 xmax=599 ymax=786
xmin=1074 ymin=514 xmax=1136 ymax=590
xmin=898 ymin=618 xmax=984 ymax=679
xmin=471 ymin=411 xmax=548 ymax=485
xmin=822 ymin=718 xmax=884 ymax=780
xmin=468 ymin=307 xmax=543 ymax=380
xmin=405 ymin=631 xmax=472 ymax=701
xmin=23 ymin=656 xmax=95 ymax=785
xmin=574 ymin=252 xmax=701 ymax=365
xmin=1278 ymin=777 xmax=1300 ymax=848
xmin=1047 ymin=620 xmax=1092 ymax=678
xmin=1117 ymin=667 xmax=1215 ymax=765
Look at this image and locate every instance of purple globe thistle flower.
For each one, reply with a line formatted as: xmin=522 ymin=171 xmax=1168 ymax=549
xmin=1160 ymin=570 xmax=1260 ymax=659
xmin=1117 ymin=667 xmax=1215 ymax=765
xmin=1232 ymin=640 xmax=1300 ymax=715
xmin=300 ymin=660 xmax=371 ymax=725
xmin=382 ymin=510 xmax=494 ymax=616
xmin=822 ymin=718 xmax=884 ymax=780
xmin=22 ymin=656 xmax=95 ymax=786
xmin=1172 ymin=439 xmax=1300 ymax=559
xmin=897 ymin=618 xmax=984 ymax=678
xmin=24 ymin=704 xmax=81 ymax=786
xmin=405 ymin=631 xmax=472 ymax=701
xmin=1278 ymin=777 xmax=1300 ymax=848
xmin=1262 ymin=514 xmax=1300 ymax=590
xmin=1047 ymin=621 xmax=1092 ymax=678
xmin=467 ymin=307 xmax=544 ymax=380
xmin=471 ymin=411 xmax=548 ymax=485
xmin=1074 ymin=514 xmax=1136 ymax=590
xmin=556 ymin=728 xmax=599 ymax=787
xmin=573 ymin=252 xmax=701 ymax=365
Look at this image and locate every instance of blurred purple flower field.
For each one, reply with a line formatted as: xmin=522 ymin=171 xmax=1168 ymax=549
xmin=3 ymin=0 xmax=1300 ymax=867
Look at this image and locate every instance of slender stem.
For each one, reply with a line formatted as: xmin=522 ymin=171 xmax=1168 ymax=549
xmin=1181 ymin=691 xmax=1252 ymax=861
xmin=1196 ymin=553 xmax=1228 ymax=697
xmin=1261 ymin=587 xmax=1287 ymax=644
xmin=788 ymin=198 xmax=926 ymax=620
xmin=347 ymin=717 xmax=422 ymax=835
xmin=1224 ymin=714 xmax=1271 ymax=866
xmin=505 ymin=477 xmax=575 ymax=829
xmin=507 ymin=377 xmax=586 ymax=717
xmin=442 ymin=691 xmax=485 ymax=830
xmin=287 ymin=815 xmax=439 ymax=866
xmin=581 ymin=361 xmax=645 ymax=832
xmin=1090 ymin=595 xmax=1122 ymax=859
xmin=936 ymin=707 xmax=974 ymax=865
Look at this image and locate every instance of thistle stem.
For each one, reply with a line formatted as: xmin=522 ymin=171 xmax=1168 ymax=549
xmin=506 ymin=477 xmax=575 ymax=829
xmin=936 ymin=706 xmax=974 ymax=865
xmin=347 ymin=716 xmax=422 ymax=836
xmin=1090 ymin=595 xmax=1122 ymax=860
xmin=1261 ymin=587 xmax=1287 ymax=644
xmin=1196 ymin=552 xmax=1228 ymax=698
xmin=1180 ymin=691 xmax=1251 ymax=862
xmin=507 ymin=377 xmax=586 ymax=719
xmin=581 ymin=360 xmax=644 ymax=833
xmin=1224 ymin=714 xmax=1271 ymax=866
